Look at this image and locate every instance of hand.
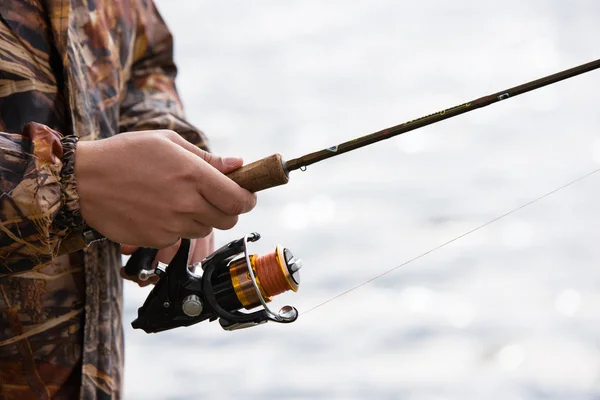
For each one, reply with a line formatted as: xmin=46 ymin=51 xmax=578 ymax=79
xmin=75 ymin=130 xmax=256 ymax=248
xmin=120 ymin=233 xmax=215 ymax=287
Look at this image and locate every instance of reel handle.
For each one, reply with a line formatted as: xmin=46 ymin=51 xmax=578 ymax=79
xmin=225 ymin=154 xmax=289 ymax=192
xmin=124 ymin=248 xmax=158 ymax=277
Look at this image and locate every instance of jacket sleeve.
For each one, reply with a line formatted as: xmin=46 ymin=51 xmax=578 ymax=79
xmin=119 ymin=0 xmax=209 ymax=151
xmin=0 ymin=123 xmax=85 ymax=275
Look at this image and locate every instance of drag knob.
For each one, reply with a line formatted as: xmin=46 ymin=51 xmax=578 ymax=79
xmin=283 ymin=248 xmax=302 ymax=286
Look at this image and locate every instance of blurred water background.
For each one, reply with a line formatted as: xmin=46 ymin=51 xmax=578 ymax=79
xmin=122 ymin=1 xmax=600 ymax=399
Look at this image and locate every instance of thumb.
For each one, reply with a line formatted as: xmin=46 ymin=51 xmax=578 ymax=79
xmin=204 ymin=155 xmax=244 ymax=174
xmin=169 ymin=135 xmax=243 ymax=174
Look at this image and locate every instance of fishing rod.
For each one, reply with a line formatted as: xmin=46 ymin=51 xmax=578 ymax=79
xmin=226 ymin=58 xmax=600 ymax=192
xmin=120 ymin=57 xmax=600 ymax=333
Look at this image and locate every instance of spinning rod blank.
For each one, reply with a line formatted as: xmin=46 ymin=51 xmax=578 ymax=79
xmin=226 ymin=58 xmax=600 ymax=192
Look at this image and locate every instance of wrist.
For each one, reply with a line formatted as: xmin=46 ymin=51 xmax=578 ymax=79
xmin=74 ymin=140 xmax=103 ymax=226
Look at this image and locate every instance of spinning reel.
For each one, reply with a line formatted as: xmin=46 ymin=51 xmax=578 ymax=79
xmin=124 ymin=233 xmax=302 ymax=332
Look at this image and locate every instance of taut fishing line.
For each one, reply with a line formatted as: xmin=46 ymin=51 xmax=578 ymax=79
xmin=302 ymin=166 xmax=600 ymax=316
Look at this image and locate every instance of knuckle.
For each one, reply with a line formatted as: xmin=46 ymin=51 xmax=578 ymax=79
xmin=172 ymin=168 xmax=196 ymax=186
xmin=162 ymin=221 xmax=185 ymax=241
xmin=225 ymin=197 xmax=247 ymax=216
xmin=202 ymin=151 xmax=214 ymax=165
xmin=162 ymin=129 xmax=178 ymax=140
xmin=175 ymin=196 xmax=198 ymax=214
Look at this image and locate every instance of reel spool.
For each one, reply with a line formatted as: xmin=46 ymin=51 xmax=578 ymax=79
xmin=127 ymin=233 xmax=301 ymax=333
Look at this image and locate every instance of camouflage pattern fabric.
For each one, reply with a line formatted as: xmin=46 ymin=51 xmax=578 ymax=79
xmin=0 ymin=1 xmax=208 ymax=398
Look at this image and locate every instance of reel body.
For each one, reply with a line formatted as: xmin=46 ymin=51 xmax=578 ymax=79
xmin=128 ymin=233 xmax=301 ymax=333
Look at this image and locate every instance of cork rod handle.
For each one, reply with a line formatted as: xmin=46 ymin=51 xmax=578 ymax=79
xmin=226 ymin=153 xmax=289 ymax=193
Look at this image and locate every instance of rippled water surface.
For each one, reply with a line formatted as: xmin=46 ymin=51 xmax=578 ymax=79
xmin=123 ymin=2 xmax=600 ymax=399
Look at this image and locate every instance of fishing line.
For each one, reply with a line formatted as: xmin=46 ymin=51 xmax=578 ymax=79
xmin=301 ymin=166 xmax=600 ymax=316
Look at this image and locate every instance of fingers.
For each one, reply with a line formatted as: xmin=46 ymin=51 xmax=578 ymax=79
xmin=177 ymin=196 xmax=240 ymax=231
xmin=190 ymin=232 xmax=214 ymax=264
xmin=168 ymin=134 xmax=243 ymax=174
xmin=167 ymin=133 xmax=257 ymax=214
xmin=194 ymin=163 xmax=257 ymax=215
xmin=172 ymin=220 xmax=213 ymax=240
xmin=78 ymin=130 xmax=256 ymax=250
xmin=155 ymin=239 xmax=183 ymax=264
xmin=205 ymin=155 xmax=244 ymax=175
xmin=120 ymin=244 xmax=139 ymax=255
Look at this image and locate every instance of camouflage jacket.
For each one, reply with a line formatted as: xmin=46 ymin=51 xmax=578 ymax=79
xmin=0 ymin=1 xmax=207 ymax=398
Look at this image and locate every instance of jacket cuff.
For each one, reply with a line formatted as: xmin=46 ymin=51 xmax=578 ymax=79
xmin=55 ymin=135 xmax=87 ymax=231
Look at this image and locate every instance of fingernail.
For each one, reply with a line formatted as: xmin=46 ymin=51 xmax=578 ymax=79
xmin=223 ymin=157 xmax=242 ymax=167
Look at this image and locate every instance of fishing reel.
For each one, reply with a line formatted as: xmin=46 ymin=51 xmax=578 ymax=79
xmin=125 ymin=233 xmax=302 ymax=333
